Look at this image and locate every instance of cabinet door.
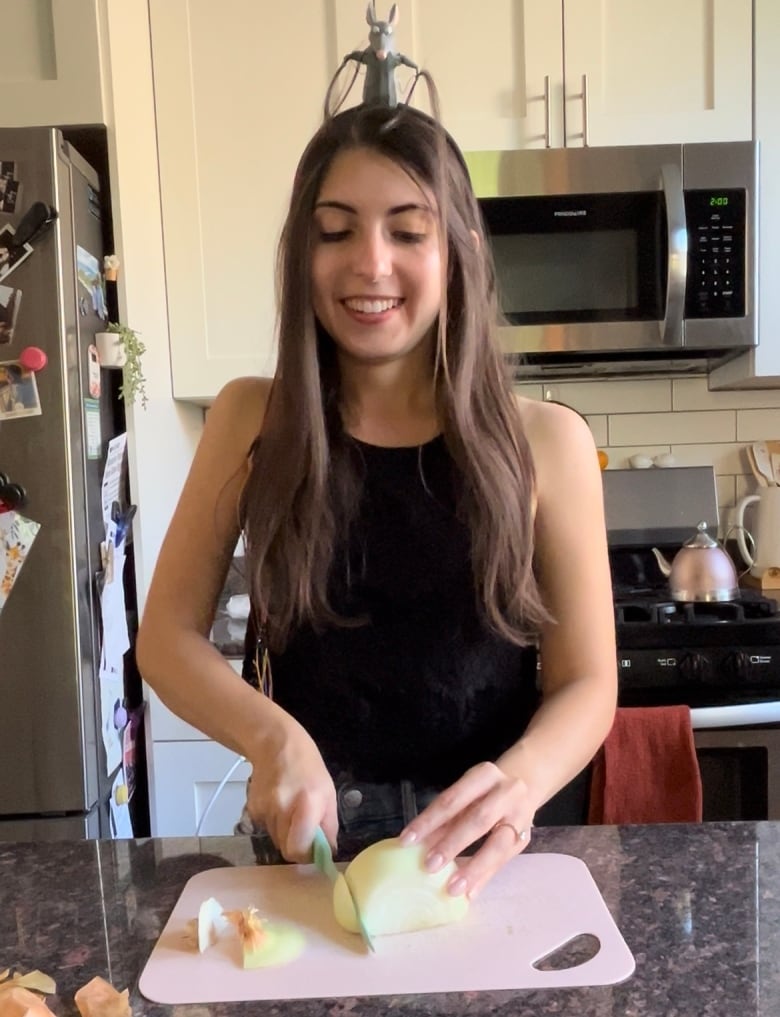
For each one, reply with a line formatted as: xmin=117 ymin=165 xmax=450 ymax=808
xmin=0 ymin=0 xmax=105 ymax=127
xmin=563 ymin=0 xmax=752 ymax=147
xmin=150 ymin=740 xmax=251 ymax=837
xmin=149 ymin=0 xmax=332 ymax=402
xmin=333 ymin=0 xmax=564 ymax=150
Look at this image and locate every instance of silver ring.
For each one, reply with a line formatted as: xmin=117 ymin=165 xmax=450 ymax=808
xmin=492 ymin=821 xmax=531 ymax=844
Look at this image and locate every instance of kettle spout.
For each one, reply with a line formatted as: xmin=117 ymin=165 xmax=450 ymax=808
xmin=651 ymin=546 xmax=673 ymax=578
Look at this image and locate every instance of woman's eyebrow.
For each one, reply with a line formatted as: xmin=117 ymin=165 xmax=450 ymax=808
xmin=314 ymin=200 xmax=432 ymax=216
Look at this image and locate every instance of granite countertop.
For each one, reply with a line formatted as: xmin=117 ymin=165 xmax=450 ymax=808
xmin=3 ymin=823 xmax=780 ymax=1016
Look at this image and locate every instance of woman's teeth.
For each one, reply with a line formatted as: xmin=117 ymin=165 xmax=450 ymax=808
xmin=344 ymin=298 xmax=401 ymax=314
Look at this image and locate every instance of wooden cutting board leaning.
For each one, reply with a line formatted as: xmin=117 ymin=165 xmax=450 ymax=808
xmin=138 ymin=852 xmax=635 ymax=1003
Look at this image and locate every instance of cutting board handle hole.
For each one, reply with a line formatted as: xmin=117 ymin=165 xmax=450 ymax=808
xmin=532 ymin=933 xmax=601 ymax=971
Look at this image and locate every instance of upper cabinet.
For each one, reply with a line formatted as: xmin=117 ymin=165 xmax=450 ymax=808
xmin=149 ymin=0 xmax=334 ymax=401
xmin=365 ymin=0 xmax=752 ymax=151
xmin=710 ymin=0 xmax=780 ymax=389
xmin=0 ymin=0 xmax=106 ymax=127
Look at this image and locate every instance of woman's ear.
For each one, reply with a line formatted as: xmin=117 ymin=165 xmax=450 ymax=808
xmin=470 ymin=229 xmax=481 ymax=251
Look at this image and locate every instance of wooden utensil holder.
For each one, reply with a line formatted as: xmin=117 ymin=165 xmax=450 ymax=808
xmin=742 ymin=567 xmax=780 ymax=591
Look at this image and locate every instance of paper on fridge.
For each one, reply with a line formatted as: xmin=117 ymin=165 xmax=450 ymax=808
xmin=0 ymin=510 xmax=41 ymax=614
xmin=101 ymin=433 xmax=127 ymax=532
xmin=99 ymin=520 xmax=130 ymax=677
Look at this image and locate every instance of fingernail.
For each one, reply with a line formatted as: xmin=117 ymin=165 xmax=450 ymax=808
xmin=425 ymin=852 xmax=444 ymax=873
xmin=447 ymin=876 xmax=467 ymax=897
xmin=399 ymin=830 xmax=417 ymax=846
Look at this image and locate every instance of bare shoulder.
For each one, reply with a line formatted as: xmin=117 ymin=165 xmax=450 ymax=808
xmin=514 ymin=394 xmax=597 ymax=466
xmin=206 ymin=375 xmax=272 ymax=450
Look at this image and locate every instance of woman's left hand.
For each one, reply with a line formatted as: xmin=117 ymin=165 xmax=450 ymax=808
xmin=398 ymin=761 xmax=535 ymax=900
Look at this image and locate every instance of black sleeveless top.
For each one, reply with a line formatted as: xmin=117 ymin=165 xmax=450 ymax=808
xmin=242 ymin=435 xmax=539 ymax=787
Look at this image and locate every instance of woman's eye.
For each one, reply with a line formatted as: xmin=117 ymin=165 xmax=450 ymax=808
xmin=318 ymin=230 xmax=350 ymax=243
xmin=395 ymin=231 xmax=426 ymax=244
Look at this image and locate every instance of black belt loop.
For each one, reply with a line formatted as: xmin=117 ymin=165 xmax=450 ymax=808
xmin=400 ymin=779 xmax=418 ymax=824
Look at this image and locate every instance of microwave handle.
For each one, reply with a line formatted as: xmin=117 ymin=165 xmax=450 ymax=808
xmin=660 ymin=163 xmax=688 ymax=344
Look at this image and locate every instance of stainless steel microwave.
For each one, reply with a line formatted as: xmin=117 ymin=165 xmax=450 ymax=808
xmin=469 ymin=141 xmax=758 ymax=379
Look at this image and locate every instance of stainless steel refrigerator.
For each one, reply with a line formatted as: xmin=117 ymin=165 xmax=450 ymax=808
xmin=0 ymin=127 xmax=128 ymax=840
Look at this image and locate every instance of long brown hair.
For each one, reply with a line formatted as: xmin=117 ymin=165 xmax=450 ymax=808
xmin=240 ymin=103 xmax=550 ymax=652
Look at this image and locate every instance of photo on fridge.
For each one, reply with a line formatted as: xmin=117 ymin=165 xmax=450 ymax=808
xmin=0 ymin=359 xmax=42 ymax=419
xmin=0 ymin=224 xmax=33 ymax=282
xmin=0 ymin=285 xmax=21 ymax=345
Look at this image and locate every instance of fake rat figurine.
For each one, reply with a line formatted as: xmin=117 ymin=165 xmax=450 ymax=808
xmin=339 ymin=2 xmax=419 ymax=107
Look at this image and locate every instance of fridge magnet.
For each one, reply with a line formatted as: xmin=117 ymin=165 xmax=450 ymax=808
xmin=0 ymin=284 xmax=21 ymax=345
xmin=0 ymin=224 xmax=33 ymax=283
xmin=18 ymin=345 xmax=47 ymax=372
xmin=76 ymin=245 xmax=108 ymax=320
xmin=84 ymin=396 xmax=102 ymax=459
xmin=0 ymin=509 xmax=41 ymax=615
xmin=0 ymin=359 xmax=42 ymax=419
xmin=88 ymin=343 xmax=101 ymax=397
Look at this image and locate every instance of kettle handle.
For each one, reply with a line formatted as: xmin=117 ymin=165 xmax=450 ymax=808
xmin=734 ymin=494 xmax=759 ymax=566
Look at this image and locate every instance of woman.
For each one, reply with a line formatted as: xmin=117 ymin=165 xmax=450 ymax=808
xmin=136 ymin=103 xmax=616 ymax=901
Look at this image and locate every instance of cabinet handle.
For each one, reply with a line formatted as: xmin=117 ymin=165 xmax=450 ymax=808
xmin=581 ymin=73 xmax=589 ymax=147
xmin=543 ymin=74 xmax=552 ymax=148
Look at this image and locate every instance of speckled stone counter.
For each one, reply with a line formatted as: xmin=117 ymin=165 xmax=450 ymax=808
xmin=2 ymin=823 xmax=779 ymax=1016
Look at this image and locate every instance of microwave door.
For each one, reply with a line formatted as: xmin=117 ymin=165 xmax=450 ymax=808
xmin=660 ymin=163 xmax=687 ymax=345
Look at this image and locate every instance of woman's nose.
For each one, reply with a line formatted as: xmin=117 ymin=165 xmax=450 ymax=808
xmin=353 ymin=229 xmax=391 ymax=281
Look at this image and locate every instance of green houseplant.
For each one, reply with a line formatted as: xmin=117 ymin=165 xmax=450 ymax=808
xmin=101 ymin=321 xmax=148 ymax=409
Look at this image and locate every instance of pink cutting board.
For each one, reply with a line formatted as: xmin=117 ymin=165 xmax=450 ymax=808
xmin=138 ymin=852 xmax=635 ymax=1003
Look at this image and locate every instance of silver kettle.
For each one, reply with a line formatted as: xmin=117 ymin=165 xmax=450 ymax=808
xmin=651 ymin=521 xmax=739 ymax=602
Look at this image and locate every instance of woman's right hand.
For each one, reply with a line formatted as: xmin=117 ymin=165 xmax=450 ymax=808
xmin=246 ymin=711 xmax=338 ymax=862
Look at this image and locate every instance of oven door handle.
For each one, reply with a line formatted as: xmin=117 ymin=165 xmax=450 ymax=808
xmin=660 ymin=163 xmax=688 ymax=345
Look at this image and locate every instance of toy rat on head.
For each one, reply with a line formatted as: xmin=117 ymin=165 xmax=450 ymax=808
xmin=337 ymin=2 xmax=419 ymax=107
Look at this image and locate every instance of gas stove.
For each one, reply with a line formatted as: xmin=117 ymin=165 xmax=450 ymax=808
xmin=614 ymin=588 xmax=780 ymax=709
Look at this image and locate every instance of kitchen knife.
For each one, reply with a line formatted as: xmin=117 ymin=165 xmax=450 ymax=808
xmin=312 ymin=826 xmax=376 ymax=953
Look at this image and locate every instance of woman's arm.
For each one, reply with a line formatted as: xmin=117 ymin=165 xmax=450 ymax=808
xmin=136 ymin=377 xmax=339 ymax=856
xmin=400 ymin=400 xmax=617 ymax=895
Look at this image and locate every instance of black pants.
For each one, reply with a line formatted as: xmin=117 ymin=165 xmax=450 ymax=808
xmin=244 ymin=766 xmax=591 ymax=864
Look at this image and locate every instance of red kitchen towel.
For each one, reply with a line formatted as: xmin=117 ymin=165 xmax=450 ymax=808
xmin=588 ymin=706 xmax=703 ymax=824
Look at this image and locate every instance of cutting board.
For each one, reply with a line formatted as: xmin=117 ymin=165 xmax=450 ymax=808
xmin=138 ymin=852 xmax=634 ymax=1003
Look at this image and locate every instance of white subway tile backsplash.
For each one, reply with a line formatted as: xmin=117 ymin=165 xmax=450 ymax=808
xmin=540 ymin=378 xmax=671 ymax=415
xmin=518 ymin=373 xmax=780 ymax=524
xmin=736 ymin=408 xmax=780 ymax=441
xmin=600 ymin=446 xmax=671 ymax=469
xmin=673 ymin=377 xmax=780 ymax=411
xmin=513 ymin=382 xmax=544 ymax=400
xmin=585 ymin=415 xmax=608 ymax=446
xmin=609 ymin=410 xmax=736 ymax=446
xmin=667 ymin=442 xmax=748 ymax=475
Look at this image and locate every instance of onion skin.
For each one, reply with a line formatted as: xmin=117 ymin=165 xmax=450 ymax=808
xmin=333 ymin=837 xmax=469 ymax=936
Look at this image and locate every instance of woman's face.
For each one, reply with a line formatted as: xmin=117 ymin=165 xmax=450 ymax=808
xmin=310 ymin=146 xmax=443 ymax=368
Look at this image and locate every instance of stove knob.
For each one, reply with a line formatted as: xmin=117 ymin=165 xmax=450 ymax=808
xmin=679 ymin=652 xmax=709 ymax=681
xmin=726 ymin=650 xmax=751 ymax=680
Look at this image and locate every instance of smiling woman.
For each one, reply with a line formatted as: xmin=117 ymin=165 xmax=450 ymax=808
xmin=136 ymin=101 xmax=616 ymax=903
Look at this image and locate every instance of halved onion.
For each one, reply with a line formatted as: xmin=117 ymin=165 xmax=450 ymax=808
xmin=333 ymin=837 xmax=469 ymax=936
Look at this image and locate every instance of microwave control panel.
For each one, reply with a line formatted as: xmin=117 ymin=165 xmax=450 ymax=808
xmin=684 ymin=189 xmax=746 ymax=318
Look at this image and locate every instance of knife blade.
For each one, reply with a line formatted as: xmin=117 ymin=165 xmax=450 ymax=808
xmin=312 ymin=826 xmax=375 ymax=953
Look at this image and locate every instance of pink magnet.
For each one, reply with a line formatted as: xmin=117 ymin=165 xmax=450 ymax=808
xmin=19 ymin=346 xmax=48 ymax=372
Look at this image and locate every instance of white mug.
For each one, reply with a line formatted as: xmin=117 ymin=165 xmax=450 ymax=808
xmin=735 ymin=486 xmax=780 ymax=576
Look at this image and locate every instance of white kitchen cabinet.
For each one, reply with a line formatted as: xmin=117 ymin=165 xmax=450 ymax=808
xmin=150 ymin=740 xmax=251 ymax=838
xmin=148 ymin=0 xmax=334 ymax=403
xmin=0 ymin=0 xmax=107 ymax=128
xmin=563 ymin=0 xmax=752 ymax=147
xmin=146 ymin=658 xmax=253 ymax=836
xmin=710 ymin=0 xmax=780 ymax=389
xmin=349 ymin=0 xmax=751 ymax=150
